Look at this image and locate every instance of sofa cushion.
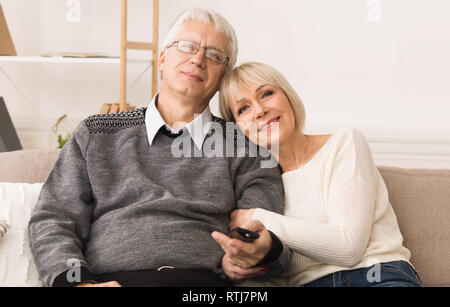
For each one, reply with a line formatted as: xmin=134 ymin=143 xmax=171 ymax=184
xmin=0 ymin=182 xmax=43 ymax=286
xmin=0 ymin=149 xmax=60 ymax=183
xmin=378 ymin=166 xmax=450 ymax=287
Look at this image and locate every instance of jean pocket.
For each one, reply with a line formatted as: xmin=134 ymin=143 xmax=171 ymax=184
xmin=379 ymin=261 xmax=422 ymax=285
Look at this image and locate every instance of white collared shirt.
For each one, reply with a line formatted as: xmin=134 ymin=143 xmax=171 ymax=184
xmin=145 ymin=94 xmax=213 ymax=151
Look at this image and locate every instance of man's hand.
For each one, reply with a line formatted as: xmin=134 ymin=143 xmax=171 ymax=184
xmin=221 ymin=253 xmax=267 ymax=282
xmin=212 ymin=220 xmax=272 ymax=269
xmin=229 ymin=209 xmax=256 ymax=230
xmin=75 ymin=281 xmax=121 ymax=287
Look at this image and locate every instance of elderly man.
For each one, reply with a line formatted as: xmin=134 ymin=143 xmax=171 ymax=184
xmin=28 ymin=8 xmax=289 ymax=287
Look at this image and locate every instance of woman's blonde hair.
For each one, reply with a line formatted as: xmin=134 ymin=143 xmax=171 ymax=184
xmin=219 ymin=62 xmax=306 ymax=131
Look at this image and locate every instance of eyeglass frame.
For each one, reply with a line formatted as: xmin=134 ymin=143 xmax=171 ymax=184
xmin=167 ymin=40 xmax=230 ymax=65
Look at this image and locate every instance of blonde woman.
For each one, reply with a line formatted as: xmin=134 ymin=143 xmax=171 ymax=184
xmin=215 ymin=62 xmax=422 ymax=287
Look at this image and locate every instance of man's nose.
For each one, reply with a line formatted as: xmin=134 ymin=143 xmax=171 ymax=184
xmin=190 ymin=48 xmax=207 ymax=67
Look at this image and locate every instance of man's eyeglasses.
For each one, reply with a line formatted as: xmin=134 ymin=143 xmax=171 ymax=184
xmin=168 ymin=40 xmax=229 ymax=65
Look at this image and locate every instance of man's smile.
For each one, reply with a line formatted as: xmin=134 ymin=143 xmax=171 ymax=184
xmin=182 ymin=71 xmax=204 ymax=82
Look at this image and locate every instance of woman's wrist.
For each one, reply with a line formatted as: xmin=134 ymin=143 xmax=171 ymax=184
xmin=252 ymin=208 xmax=267 ymax=222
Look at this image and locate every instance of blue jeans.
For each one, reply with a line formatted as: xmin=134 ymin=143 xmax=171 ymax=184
xmin=303 ymin=261 xmax=422 ymax=287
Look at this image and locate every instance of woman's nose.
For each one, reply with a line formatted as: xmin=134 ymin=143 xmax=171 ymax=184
xmin=254 ymin=103 xmax=268 ymax=119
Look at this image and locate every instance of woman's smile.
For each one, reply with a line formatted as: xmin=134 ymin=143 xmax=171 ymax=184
xmin=259 ymin=116 xmax=281 ymax=132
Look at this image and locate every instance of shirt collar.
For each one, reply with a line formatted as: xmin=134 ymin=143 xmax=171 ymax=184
xmin=145 ymin=93 xmax=212 ymax=150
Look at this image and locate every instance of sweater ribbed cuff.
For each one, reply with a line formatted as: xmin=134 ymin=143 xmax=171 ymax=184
xmin=255 ymin=231 xmax=283 ymax=266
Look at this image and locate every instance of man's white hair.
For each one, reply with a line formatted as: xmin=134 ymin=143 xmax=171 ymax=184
xmin=160 ymin=8 xmax=238 ymax=71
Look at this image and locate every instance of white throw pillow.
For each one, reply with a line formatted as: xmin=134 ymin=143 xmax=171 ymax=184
xmin=0 ymin=182 xmax=43 ymax=287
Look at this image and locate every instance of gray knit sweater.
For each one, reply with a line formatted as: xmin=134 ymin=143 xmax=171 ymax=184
xmin=28 ymin=108 xmax=285 ymax=287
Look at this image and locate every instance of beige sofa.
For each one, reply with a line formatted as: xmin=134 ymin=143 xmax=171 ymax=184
xmin=1 ymin=149 xmax=449 ymax=286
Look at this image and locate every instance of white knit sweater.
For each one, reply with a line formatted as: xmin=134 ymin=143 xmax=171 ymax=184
xmin=247 ymin=128 xmax=411 ymax=286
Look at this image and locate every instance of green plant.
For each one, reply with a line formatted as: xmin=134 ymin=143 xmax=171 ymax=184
xmin=57 ymin=134 xmax=70 ymax=149
xmin=53 ymin=114 xmax=70 ymax=149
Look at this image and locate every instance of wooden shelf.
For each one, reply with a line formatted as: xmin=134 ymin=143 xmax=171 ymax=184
xmin=0 ymin=55 xmax=150 ymax=64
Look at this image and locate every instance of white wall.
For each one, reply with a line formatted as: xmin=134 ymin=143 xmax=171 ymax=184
xmin=1 ymin=0 xmax=155 ymax=118
xmin=1 ymin=0 xmax=449 ymax=168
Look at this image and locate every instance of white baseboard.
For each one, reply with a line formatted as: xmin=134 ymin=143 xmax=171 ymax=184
xmin=369 ymin=141 xmax=450 ymax=169
xmin=307 ymin=126 xmax=450 ymax=169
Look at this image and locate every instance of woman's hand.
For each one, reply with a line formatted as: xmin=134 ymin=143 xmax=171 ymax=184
xmin=212 ymin=220 xmax=273 ymax=269
xmin=229 ymin=209 xmax=256 ymax=230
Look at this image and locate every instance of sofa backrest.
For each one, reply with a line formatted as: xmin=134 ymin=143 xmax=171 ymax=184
xmin=0 ymin=149 xmax=60 ymax=183
xmin=378 ymin=166 xmax=450 ymax=287
xmin=0 ymin=150 xmax=449 ymax=286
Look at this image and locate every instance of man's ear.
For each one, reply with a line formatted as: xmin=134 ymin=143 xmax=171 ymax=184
xmin=158 ymin=49 xmax=166 ymax=73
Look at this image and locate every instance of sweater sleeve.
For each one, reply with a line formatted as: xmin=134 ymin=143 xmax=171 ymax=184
xmin=28 ymin=121 xmax=96 ymax=287
xmin=233 ymin=151 xmax=285 ymax=214
xmin=252 ymin=129 xmax=378 ymax=267
xmin=232 ymin=147 xmax=289 ymax=279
